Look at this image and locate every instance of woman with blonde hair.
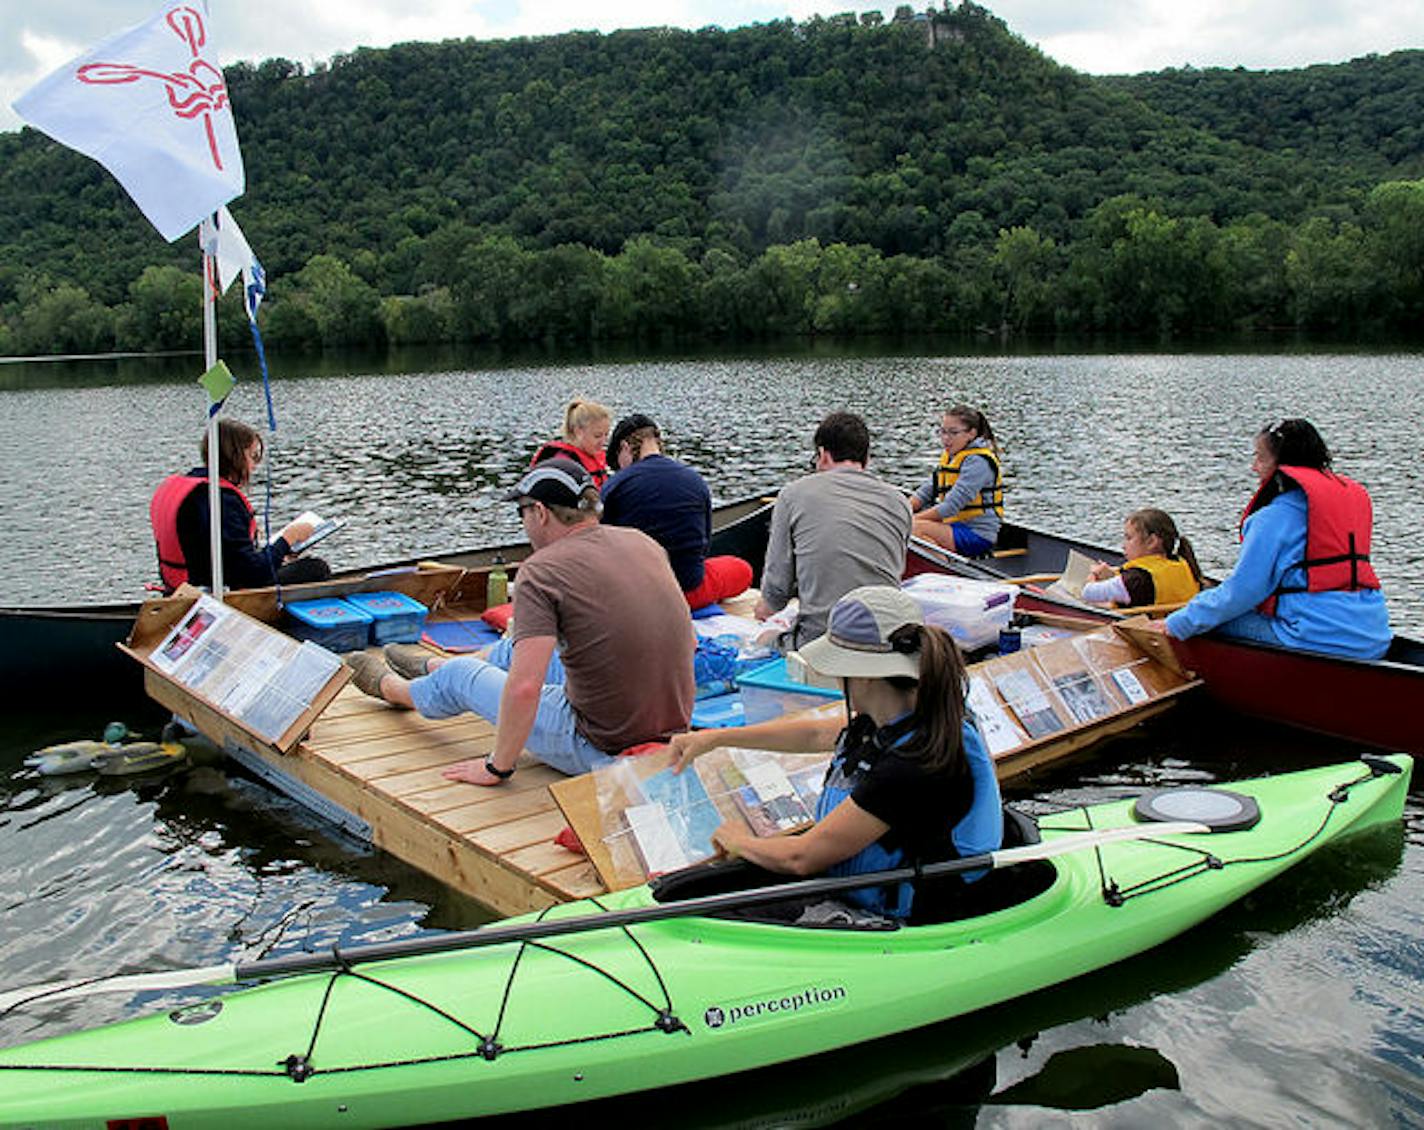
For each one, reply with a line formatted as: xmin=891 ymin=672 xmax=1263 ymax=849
xmin=531 ymin=397 xmax=612 ymax=487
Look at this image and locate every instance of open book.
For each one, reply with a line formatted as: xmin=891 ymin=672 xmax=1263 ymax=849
xmin=1043 ymin=548 xmax=1097 ymax=602
xmin=287 ymin=511 xmax=345 ymax=555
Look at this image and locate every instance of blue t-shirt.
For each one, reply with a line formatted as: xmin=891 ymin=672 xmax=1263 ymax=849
xmin=600 ymin=454 xmax=712 ymax=591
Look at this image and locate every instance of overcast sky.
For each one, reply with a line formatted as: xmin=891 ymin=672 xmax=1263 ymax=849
xmin=4 ymin=0 xmax=1423 ymax=133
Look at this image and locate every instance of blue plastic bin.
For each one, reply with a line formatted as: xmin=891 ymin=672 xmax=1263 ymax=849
xmin=285 ymin=598 xmax=374 ymax=653
xmin=735 ymin=657 xmax=843 ymax=724
xmin=691 ymin=692 xmax=747 ymax=730
xmin=344 ymin=590 xmax=429 ymax=645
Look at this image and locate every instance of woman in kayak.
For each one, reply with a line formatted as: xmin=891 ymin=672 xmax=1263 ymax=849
xmin=530 ymin=397 xmax=612 ymax=487
xmin=670 ymin=585 xmax=1002 ymax=924
xmin=909 ymin=404 xmax=1003 ymax=555
xmin=1082 ymin=508 xmax=1203 ymax=608
xmin=1163 ymin=418 xmax=1391 ymax=659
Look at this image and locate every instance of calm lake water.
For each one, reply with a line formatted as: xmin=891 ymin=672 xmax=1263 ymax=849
xmin=1 ymin=346 xmax=1421 ymax=1125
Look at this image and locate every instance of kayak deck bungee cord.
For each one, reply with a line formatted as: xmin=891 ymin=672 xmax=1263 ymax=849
xmin=0 ymin=755 xmax=1409 ymax=1129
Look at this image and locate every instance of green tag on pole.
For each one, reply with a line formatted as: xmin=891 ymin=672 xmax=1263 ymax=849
xmin=199 ymin=360 xmax=236 ymax=405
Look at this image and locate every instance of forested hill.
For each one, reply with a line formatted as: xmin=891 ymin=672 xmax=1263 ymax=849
xmin=2 ymin=2 xmax=1422 ymax=355
xmin=1105 ymin=51 xmax=1424 ymax=179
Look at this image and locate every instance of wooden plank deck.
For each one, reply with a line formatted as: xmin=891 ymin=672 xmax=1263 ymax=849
xmin=301 ymin=684 xmax=605 ymax=914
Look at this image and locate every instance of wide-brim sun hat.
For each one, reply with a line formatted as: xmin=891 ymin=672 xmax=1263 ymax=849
xmin=798 ymin=585 xmax=923 ymax=680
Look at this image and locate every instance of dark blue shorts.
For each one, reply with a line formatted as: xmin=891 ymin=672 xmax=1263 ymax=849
xmin=949 ymin=523 xmax=995 ymax=557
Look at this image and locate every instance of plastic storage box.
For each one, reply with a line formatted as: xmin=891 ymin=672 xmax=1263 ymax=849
xmin=344 ymin=590 xmax=429 ymax=645
xmin=285 ymin=598 xmax=374 ymax=653
xmin=735 ymin=656 xmax=844 ymax=725
xmin=690 ymin=692 xmax=748 ymax=730
xmin=900 ymin=575 xmax=1017 ymax=651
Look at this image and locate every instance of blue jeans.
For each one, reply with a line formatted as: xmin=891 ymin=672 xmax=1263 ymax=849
xmin=406 ymin=637 xmax=609 ymax=776
xmin=1213 ymin=611 xmax=1285 ymax=647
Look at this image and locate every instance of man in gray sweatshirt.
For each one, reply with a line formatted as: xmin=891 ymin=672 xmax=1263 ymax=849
xmin=757 ymin=412 xmax=913 ymax=648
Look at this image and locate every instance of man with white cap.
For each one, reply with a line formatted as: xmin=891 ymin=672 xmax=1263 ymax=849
xmin=346 ymin=457 xmax=695 ymax=785
xmin=669 ymin=585 xmax=1001 ymax=923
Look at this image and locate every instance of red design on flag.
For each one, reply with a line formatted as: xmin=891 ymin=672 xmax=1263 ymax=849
xmin=77 ymin=6 xmax=231 ymax=171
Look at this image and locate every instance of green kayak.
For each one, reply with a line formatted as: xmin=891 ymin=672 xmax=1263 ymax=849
xmin=0 ymin=754 xmax=1410 ymax=1129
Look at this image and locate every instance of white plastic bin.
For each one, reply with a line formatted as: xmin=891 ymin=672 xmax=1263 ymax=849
xmin=900 ymin=574 xmax=1017 ymax=651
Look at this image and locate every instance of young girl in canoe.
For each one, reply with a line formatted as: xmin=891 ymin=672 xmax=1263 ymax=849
xmin=669 ymin=585 xmax=1002 ymax=923
xmin=1082 ymin=508 xmax=1203 ymax=609
xmin=531 ymin=397 xmax=612 ymax=487
xmin=1163 ymin=418 xmax=1391 ymax=659
xmin=909 ymin=405 xmax=1003 ymax=556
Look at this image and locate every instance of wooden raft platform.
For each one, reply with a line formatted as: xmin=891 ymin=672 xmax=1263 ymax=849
xmin=299 ymin=683 xmax=603 ymax=914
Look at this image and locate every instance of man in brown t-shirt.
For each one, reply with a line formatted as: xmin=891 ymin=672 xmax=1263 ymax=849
xmin=345 ymin=457 xmax=695 ymax=786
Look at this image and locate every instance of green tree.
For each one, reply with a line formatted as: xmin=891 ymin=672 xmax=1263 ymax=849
xmin=990 ymin=225 xmax=1056 ymax=331
xmin=1364 ymin=180 xmax=1424 ymax=319
xmin=281 ymin=254 xmax=384 ymax=346
xmin=117 ymin=265 xmax=203 ymax=351
xmin=15 ymin=283 xmax=115 ymax=355
xmin=1284 ymin=217 xmax=1375 ymax=327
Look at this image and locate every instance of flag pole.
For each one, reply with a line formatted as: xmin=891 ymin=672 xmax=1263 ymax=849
xmin=202 ymin=219 xmax=224 ymax=598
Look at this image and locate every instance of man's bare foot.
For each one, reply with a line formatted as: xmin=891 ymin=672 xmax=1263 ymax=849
xmin=443 ymin=758 xmax=507 ymax=786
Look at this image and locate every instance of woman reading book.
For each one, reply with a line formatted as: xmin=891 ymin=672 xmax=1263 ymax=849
xmin=150 ymin=418 xmax=332 ymax=593
xmin=668 ymin=585 xmax=1001 ymax=924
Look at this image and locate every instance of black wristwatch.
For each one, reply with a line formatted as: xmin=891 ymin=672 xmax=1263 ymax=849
xmin=484 ymin=756 xmax=515 ymax=780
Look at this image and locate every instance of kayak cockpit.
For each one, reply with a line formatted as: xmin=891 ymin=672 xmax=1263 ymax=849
xmin=647 ymin=805 xmax=1058 ymax=928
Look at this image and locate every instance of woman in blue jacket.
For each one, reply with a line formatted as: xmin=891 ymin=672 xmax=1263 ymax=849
xmin=1164 ymin=419 xmax=1391 ymax=659
xmin=670 ymin=585 xmax=1002 ymax=923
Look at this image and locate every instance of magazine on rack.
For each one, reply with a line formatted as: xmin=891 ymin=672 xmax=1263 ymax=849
xmin=149 ymin=594 xmax=343 ymax=743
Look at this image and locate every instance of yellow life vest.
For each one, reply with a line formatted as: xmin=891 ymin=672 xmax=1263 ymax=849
xmin=1121 ymin=554 xmax=1200 ymax=606
xmin=931 ymin=445 xmax=1004 ymax=522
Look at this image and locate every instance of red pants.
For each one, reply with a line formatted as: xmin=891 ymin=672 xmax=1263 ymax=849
xmin=683 ymin=555 xmax=753 ymax=611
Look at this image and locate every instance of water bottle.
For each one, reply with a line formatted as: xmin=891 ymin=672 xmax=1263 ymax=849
xmin=486 ymin=556 xmax=508 ymax=608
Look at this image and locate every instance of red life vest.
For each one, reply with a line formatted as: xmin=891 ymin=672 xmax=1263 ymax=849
xmin=531 ymin=440 xmax=609 ymax=488
xmin=1241 ymin=465 xmax=1380 ymax=616
xmin=149 ymin=473 xmax=257 ymax=594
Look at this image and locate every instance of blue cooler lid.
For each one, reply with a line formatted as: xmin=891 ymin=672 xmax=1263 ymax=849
xmin=691 ymin=692 xmax=747 ymax=729
xmin=286 ymin=597 xmax=374 ymax=627
xmin=735 ymin=657 xmax=843 ymax=699
xmin=344 ymin=591 xmax=428 ymax=620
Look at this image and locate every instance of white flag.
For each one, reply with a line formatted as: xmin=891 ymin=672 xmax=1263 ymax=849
xmin=201 ymin=206 xmax=266 ymax=323
xmin=202 ymin=205 xmax=252 ymax=292
xmin=13 ymin=1 xmax=244 ymax=242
